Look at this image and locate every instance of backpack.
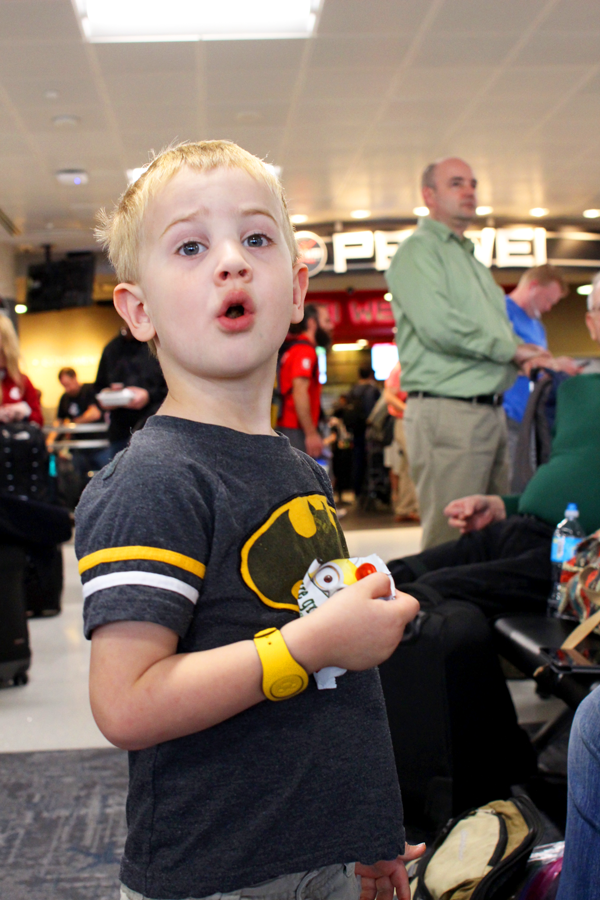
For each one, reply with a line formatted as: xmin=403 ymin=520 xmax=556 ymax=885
xmin=271 ymin=337 xmax=318 ymax=426
xmin=512 ymin=369 xmax=570 ymax=492
xmin=411 ymin=796 xmax=541 ymax=900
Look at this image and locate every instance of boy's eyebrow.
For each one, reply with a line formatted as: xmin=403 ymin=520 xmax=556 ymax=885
xmin=160 ymin=205 xmax=280 ymax=238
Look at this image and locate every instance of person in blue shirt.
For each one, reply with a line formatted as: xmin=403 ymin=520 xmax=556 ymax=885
xmin=503 ymin=264 xmax=579 ymax=476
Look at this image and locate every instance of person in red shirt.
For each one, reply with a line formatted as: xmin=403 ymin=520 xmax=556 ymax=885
xmin=276 ymin=303 xmax=333 ymax=457
xmin=383 ymin=362 xmax=419 ymax=523
xmin=0 ymin=313 xmax=43 ymax=426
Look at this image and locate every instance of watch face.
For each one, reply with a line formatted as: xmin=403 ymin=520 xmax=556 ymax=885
xmin=270 ymin=674 xmax=306 ymax=699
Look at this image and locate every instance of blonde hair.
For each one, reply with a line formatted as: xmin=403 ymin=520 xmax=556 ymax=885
xmin=96 ymin=140 xmax=299 ymax=283
xmin=0 ymin=313 xmax=23 ymax=387
xmin=518 ymin=264 xmax=568 ymax=297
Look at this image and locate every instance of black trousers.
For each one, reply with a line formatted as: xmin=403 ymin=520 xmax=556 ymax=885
xmin=389 ymin=515 xmax=554 ymax=619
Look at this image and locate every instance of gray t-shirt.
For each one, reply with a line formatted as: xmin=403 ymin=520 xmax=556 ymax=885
xmin=76 ymin=416 xmax=404 ymax=900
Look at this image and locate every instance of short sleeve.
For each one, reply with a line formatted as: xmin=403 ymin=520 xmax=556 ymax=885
xmin=287 ymin=344 xmax=317 ymax=381
xmin=75 ymin=447 xmax=212 ymax=640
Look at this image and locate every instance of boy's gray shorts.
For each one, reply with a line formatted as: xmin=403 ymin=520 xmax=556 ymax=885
xmin=120 ymin=863 xmax=360 ymax=900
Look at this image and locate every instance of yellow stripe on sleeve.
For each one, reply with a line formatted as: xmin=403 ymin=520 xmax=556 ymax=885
xmin=78 ymin=546 xmax=206 ymax=579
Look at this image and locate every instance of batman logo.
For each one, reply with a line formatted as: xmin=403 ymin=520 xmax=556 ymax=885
xmin=240 ymin=493 xmax=348 ymax=611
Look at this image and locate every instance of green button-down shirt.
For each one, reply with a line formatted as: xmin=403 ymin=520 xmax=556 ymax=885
xmin=385 ymin=217 xmax=521 ymax=396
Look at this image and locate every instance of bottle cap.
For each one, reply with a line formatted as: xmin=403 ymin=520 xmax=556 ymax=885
xmin=566 ymin=502 xmax=579 ymax=517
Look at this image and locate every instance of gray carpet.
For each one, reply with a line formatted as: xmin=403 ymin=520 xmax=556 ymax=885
xmin=0 ymin=748 xmax=128 ymax=900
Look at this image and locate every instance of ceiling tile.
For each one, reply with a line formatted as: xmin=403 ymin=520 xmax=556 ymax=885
xmin=513 ymin=31 xmax=600 ymax=66
xmin=317 ymin=0 xmax=430 ymax=36
xmin=412 ymin=32 xmax=519 ymax=66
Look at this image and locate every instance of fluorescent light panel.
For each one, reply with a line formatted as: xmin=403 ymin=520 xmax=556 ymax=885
xmin=75 ymin=0 xmax=321 ymax=42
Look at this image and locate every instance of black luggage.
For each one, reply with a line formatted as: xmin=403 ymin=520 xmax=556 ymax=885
xmin=25 ymin=544 xmax=63 ymax=618
xmin=378 ymin=600 xmax=537 ymax=835
xmin=0 ymin=543 xmax=31 ymax=686
xmin=0 ymin=422 xmax=51 ymax=501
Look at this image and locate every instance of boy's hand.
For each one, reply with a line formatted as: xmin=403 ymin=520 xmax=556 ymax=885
xmin=356 ymin=845 xmax=427 ymax=900
xmin=281 ymin=573 xmax=420 ymax=675
xmin=444 ymin=494 xmax=506 ymax=534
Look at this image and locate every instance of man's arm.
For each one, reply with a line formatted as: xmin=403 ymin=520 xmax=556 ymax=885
xmin=74 ymin=403 xmax=102 ymax=424
xmin=89 ymin=573 xmax=420 ymax=751
xmin=292 ymin=376 xmax=322 ymax=458
xmin=383 ymin=386 xmax=406 ymax=414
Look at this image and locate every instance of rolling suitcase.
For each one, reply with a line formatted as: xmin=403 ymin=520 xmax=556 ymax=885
xmin=0 ymin=543 xmax=31 ymax=686
xmin=25 ymin=544 xmax=63 ymax=618
xmin=378 ymin=600 xmax=537 ymax=835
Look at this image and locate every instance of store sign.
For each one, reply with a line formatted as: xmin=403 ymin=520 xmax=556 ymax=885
xmin=330 ymin=226 xmax=550 ymax=273
xmin=296 ymin=231 xmax=327 ymax=276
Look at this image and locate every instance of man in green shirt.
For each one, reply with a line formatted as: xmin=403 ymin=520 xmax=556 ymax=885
xmin=386 ymin=157 xmax=548 ymax=548
xmin=387 ymin=273 xmax=600 ymax=619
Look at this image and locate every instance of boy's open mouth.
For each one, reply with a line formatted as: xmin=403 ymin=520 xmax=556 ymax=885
xmin=225 ymin=304 xmax=245 ymax=319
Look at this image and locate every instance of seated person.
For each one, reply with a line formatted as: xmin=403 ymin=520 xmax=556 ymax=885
xmin=0 ymin=313 xmax=43 ymax=426
xmin=556 ymin=685 xmax=600 ymax=899
xmin=389 ymin=274 xmax=600 ymax=617
xmin=55 ymin=367 xmax=101 ymax=425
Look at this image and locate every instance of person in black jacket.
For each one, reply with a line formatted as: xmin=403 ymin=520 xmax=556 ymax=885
xmin=94 ymin=326 xmax=167 ymax=464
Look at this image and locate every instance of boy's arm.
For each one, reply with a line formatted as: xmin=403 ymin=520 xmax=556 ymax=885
xmin=90 ymin=573 xmax=419 ymax=751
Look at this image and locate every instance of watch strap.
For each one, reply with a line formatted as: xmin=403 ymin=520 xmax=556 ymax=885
xmin=253 ymin=627 xmax=309 ymax=701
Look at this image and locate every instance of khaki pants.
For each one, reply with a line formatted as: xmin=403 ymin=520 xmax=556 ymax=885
xmin=404 ymin=397 xmax=509 ymax=549
xmin=120 ymin=863 xmax=360 ymax=900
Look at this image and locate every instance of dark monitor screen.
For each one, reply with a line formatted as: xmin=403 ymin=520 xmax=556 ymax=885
xmin=26 ymin=252 xmax=95 ymax=312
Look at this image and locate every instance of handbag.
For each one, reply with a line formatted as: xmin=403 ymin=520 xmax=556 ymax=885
xmin=556 ymin=530 xmax=600 ymax=639
xmin=411 ymin=796 xmax=541 ymax=899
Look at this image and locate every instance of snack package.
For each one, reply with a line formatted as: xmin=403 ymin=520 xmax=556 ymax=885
xmin=297 ymin=553 xmax=395 ymax=689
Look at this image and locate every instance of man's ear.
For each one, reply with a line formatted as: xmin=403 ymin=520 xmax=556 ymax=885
xmin=113 ymin=283 xmax=157 ymax=343
xmin=586 ymin=311 xmax=599 ymax=343
xmin=422 ymin=185 xmax=435 ymax=211
xmin=290 ymin=261 xmax=309 ymax=325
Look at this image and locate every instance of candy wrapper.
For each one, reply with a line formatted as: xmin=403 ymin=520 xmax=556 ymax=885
xmin=297 ymin=554 xmax=395 ymax=689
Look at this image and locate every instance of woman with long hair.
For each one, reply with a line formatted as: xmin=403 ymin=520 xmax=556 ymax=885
xmin=0 ymin=313 xmax=43 ymax=426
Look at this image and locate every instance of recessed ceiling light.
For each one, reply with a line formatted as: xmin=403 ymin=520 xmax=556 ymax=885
xmin=76 ymin=0 xmax=322 ymax=42
xmin=413 ymin=206 xmax=429 ymax=216
xmin=476 ymin=206 xmax=493 ymax=215
xmin=351 ymin=209 xmax=370 ymax=219
xmin=577 ymin=284 xmax=593 ymax=295
xmin=44 ymin=89 xmax=59 ymax=100
xmin=55 ymin=169 xmax=89 ymax=186
xmin=529 ymin=207 xmax=548 ymax=217
xmin=384 ymin=292 xmax=393 ymax=302
xmin=126 ymin=167 xmax=148 ymax=185
xmin=290 ymin=214 xmax=308 ymax=224
xmin=583 ymin=209 xmax=600 ymax=219
xmin=52 ymin=115 xmax=80 ymax=127
xmin=265 ymin=163 xmax=282 ymax=180
xmin=15 ymin=304 xmax=28 ymax=315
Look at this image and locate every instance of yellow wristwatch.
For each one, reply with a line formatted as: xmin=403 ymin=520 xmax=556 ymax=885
xmin=253 ymin=627 xmax=309 ymax=701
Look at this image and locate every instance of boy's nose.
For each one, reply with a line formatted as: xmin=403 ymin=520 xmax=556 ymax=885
xmin=214 ymin=244 xmax=251 ymax=282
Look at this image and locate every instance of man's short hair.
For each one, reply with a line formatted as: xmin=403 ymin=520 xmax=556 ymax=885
xmin=421 ymin=163 xmax=438 ymax=191
xmin=289 ymin=303 xmax=319 ymax=335
xmin=58 ymin=367 xmax=76 ymax=381
xmin=519 ymin=264 xmax=568 ymax=297
xmin=587 ymin=271 xmax=600 ymax=311
xmin=358 ymin=366 xmax=374 ymax=380
xmin=96 ymin=140 xmax=299 ymax=283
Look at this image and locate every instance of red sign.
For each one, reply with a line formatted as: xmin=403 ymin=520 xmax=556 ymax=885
xmin=307 ymin=291 xmax=395 ymax=343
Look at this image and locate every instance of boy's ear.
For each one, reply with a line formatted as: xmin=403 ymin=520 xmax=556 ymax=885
xmin=290 ymin=261 xmax=309 ymax=325
xmin=113 ymin=283 xmax=157 ymax=343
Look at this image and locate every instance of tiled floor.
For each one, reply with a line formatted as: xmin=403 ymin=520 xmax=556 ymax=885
xmin=1 ymin=525 xmax=566 ymax=753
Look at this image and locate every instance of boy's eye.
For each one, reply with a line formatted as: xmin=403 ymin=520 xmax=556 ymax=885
xmin=244 ymin=233 xmax=271 ymax=249
xmin=178 ymin=241 xmax=204 ymax=256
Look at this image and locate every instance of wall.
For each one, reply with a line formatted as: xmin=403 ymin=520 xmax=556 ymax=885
xmin=18 ymin=304 xmax=122 ymax=417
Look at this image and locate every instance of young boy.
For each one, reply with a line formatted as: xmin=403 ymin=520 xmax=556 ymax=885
xmin=76 ymin=141 xmax=422 ymax=900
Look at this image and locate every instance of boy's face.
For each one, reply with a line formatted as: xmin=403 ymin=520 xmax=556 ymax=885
xmin=117 ymin=165 xmax=307 ymax=384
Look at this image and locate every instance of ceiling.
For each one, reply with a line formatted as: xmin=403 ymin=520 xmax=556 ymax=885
xmin=1 ymin=0 xmax=600 ymax=254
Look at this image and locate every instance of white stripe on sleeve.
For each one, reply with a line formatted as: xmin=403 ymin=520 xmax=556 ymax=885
xmin=82 ymin=571 xmax=199 ymax=604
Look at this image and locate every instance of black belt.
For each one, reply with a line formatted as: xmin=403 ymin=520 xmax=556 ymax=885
xmin=407 ymin=391 xmax=504 ymax=407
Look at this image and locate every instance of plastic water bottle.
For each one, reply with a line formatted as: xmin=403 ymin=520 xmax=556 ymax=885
xmin=547 ymin=503 xmax=585 ymax=617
